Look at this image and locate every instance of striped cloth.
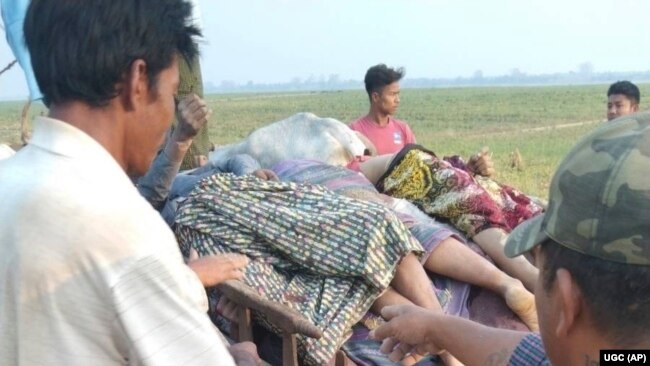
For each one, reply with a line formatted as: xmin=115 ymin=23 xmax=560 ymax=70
xmin=508 ymin=333 xmax=550 ymax=366
xmin=174 ymin=174 xmax=423 ymax=365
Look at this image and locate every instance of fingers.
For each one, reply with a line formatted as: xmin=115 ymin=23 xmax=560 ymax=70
xmin=253 ymin=169 xmax=279 ymax=181
xmin=469 ymin=146 xmax=494 ymax=177
xmin=217 ymin=297 xmax=240 ymax=322
xmin=379 ymin=337 xmax=400 ymax=354
xmin=223 ymin=253 xmax=250 ymax=270
xmin=176 ymin=93 xmax=212 ymax=139
xmin=381 ymin=304 xmax=412 ymax=320
xmin=187 ymin=253 xmax=249 ymax=286
xmin=391 ymin=342 xmax=414 ymax=363
xmin=192 ymin=154 xmax=209 ymax=168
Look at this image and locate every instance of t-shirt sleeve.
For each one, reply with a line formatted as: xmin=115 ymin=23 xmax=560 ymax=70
xmin=404 ymin=123 xmax=417 ymax=144
xmin=111 ymin=255 xmax=235 ymax=366
xmin=507 ymin=333 xmax=550 ymax=366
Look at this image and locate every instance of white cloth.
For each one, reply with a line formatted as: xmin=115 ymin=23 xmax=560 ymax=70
xmin=0 ymin=143 xmax=15 ymax=160
xmin=0 ymin=117 xmax=235 ymax=366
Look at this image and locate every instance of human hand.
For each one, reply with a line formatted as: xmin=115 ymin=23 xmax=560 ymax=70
xmin=467 ymin=146 xmax=494 ymax=177
xmin=253 ymin=169 xmax=279 ymax=181
xmin=216 ymin=296 xmax=240 ymax=322
xmin=187 ymin=253 xmax=249 ymax=287
xmin=369 ymin=304 xmax=445 ymax=360
xmin=229 ymin=341 xmax=263 ymax=366
xmin=172 ymin=93 xmax=211 ymax=143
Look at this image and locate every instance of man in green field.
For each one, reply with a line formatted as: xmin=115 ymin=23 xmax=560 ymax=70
xmin=351 ymin=63 xmax=495 ymax=177
xmin=370 ymin=113 xmax=650 ymax=365
xmin=607 ymin=80 xmax=640 ymax=121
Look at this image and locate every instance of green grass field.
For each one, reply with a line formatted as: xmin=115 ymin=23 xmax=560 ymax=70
xmin=1 ymin=83 xmax=648 ymax=198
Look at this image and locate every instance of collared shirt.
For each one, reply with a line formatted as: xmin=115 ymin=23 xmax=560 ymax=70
xmin=0 ymin=117 xmax=235 ymax=365
xmin=508 ymin=333 xmax=550 ymax=366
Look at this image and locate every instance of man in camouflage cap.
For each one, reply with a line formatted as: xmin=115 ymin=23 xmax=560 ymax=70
xmin=369 ymin=114 xmax=650 ymax=365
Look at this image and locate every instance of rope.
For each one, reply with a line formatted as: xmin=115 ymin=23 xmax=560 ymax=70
xmin=0 ymin=59 xmax=17 ymax=77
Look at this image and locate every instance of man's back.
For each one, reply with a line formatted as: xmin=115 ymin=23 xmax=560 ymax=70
xmin=0 ymin=117 xmax=234 ymax=365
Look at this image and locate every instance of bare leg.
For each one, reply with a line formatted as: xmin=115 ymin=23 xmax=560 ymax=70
xmin=370 ymin=287 xmax=413 ymax=315
xmin=391 ymin=253 xmax=443 ymax=312
xmin=359 ymin=154 xmax=395 ymax=185
xmin=424 ymin=237 xmax=538 ymax=331
xmin=472 ymin=228 xmax=538 ymax=292
xmin=376 ymin=254 xmax=465 ymax=366
xmin=370 ymin=253 xmax=442 ymax=314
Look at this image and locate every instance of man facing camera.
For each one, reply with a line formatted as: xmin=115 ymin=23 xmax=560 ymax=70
xmin=607 ymin=80 xmax=640 ymax=121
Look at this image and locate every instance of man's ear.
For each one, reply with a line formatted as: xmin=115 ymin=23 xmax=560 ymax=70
xmin=555 ymin=268 xmax=582 ymax=338
xmin=122 ymin=59 xmax=149 ymax=111
xmin=632 ymin=104 xmax=640 ymax=113
xmin=371 ymin=91 xmax=380 ymax=104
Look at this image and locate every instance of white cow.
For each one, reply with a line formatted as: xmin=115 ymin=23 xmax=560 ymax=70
xmin=209 ymin=112 xmax=369 ymax=168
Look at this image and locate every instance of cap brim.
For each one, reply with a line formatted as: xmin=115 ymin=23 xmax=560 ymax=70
xmin=505 ymin=214 xmax=548 ymax=258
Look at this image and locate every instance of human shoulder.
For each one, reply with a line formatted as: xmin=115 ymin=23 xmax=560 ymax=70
xmin=349 ymin=115 xmax=369 ymax=129
xmin=391 ymin=117 xmax=412 ymax=129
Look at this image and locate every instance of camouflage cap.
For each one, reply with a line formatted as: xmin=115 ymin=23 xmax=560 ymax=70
xmin=505 ymin=113 xmax=650 ymax=265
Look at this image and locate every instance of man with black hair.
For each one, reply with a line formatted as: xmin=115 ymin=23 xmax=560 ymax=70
xmin=607 ymin=80 xmax=640 ymax=121
xmin=369 ymin=113 xmax=650 ymax=365
xmin=350 ymin=63 xmax=494 ymax=177
xmin=350 ymin=64 xmax=416 ymax=155
xmin=0 ymin=0 xmax=257 ymax=365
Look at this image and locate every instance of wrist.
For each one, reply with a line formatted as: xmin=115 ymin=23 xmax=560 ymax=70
xmin=163 ymin=139 xmax=192 ymax=163
xmin=424 ymin=313 xmax=447 ymax=350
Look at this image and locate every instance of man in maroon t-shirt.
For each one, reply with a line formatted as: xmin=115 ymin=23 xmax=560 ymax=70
xmin=349 ymin=64 xmax=416 ymax=155
xmin=350 ymin=63 xmax=493 ymax=177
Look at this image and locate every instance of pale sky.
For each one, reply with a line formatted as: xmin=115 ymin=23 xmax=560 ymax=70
xmin=1 ymin=0 xmax=649 ymax=100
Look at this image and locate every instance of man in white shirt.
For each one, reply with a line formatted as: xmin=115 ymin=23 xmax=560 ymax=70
xmin=0 ymin=0 xmax=253 ymax=364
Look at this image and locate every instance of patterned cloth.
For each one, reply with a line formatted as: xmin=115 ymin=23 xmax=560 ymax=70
xmin=273 ymin=159 xmax=459 ymax=265
xmin=377 ymin=145 xmax=544 ymax=238
xmin=174 ymin=174 xmax=423 ymax=365
xmin=508 ymin=333 xmax=550 ymax=366
xmin=273 ymin=160 xmax=476 ymax=365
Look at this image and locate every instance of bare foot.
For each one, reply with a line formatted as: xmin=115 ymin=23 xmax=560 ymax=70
xmin=503 ymin=280 xmax=539 ymax=331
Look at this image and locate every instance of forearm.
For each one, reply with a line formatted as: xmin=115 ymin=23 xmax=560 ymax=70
xmin=137 ymin=141 xmax=188 ymax=209
xmin=163 ymin=139 xmax=192 ymax=164
xmin=428 ymin=314 xmax=529 ymax=366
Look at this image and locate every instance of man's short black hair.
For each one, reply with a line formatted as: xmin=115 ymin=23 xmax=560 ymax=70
xmin=607 ymin=81 xmax=640 ymax=105
xmin=364 ymin=64 xmax=405 ymax=97
xmin=540 ymin=239 xmax=650 ymax=346
xmin=24 ymin=0 xmax=200 ymax=107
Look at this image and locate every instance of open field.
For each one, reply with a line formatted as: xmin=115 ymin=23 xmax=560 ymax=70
xmin=1 ymin=83 xmax=648 ymax=198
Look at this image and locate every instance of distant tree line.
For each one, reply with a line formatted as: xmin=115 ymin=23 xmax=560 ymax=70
xmin=206 ymin=66 xmax=650 ymax=94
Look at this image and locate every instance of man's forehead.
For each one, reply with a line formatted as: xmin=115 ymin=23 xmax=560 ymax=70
xmin=384 ymin=82 xmax=400 ymax=91
xmin=609 ymin=94 xmax=633 ymax=103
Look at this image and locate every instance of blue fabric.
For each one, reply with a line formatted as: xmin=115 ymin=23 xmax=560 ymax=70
xmin=1 ymin=0 xmax=42 ymax=100
xmin=508 ymin=333 xmax=550 ymax=366
xmin=160 ymin=154 xmax=261 ymax=225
